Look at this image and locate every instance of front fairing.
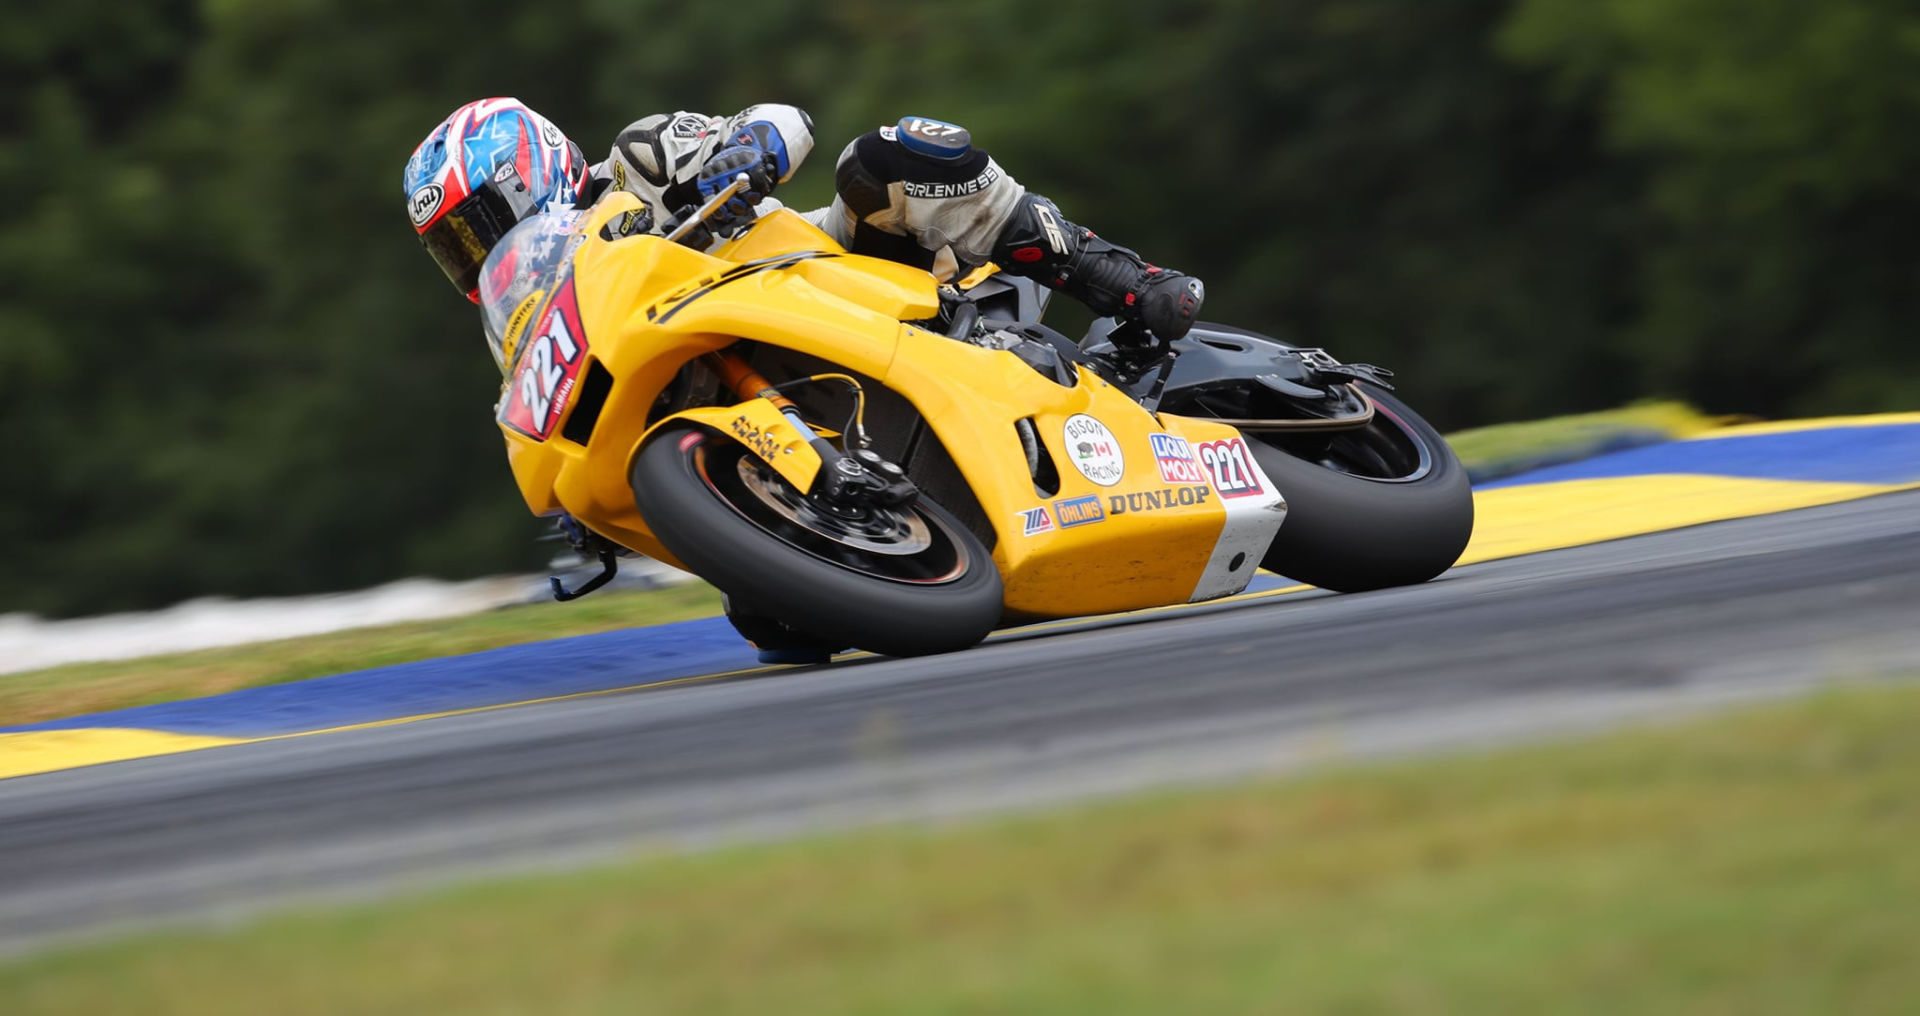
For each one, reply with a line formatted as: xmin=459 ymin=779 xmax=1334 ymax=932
xmin=478 ymin=208 xmax=590 ymax=372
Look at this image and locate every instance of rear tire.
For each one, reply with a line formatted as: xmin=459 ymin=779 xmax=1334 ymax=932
xmin=633 ymin=426 xmax=1003 ymax=656
xmin=1249 ymin=385 xmax=1473 ymax=591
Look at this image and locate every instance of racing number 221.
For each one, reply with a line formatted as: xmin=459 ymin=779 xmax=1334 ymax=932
xmin=520 ymin=316 xmax=581 ymax=426
xmin=1198 ymin=438 xmax=1264 ymax=498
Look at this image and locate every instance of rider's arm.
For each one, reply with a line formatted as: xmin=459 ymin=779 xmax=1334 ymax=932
xmin=594 ymin=104 xmax=814 ymax=227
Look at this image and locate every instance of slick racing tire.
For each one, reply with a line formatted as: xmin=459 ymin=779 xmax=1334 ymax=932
xmin=1248 ymin=384 xmax=1473 ymax=592
xmin=632 ymin=425 xmax=1003 ymax=657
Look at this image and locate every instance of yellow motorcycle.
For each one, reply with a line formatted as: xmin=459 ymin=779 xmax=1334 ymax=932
xmin=480 ymin=179 xmax=1472 ymax=657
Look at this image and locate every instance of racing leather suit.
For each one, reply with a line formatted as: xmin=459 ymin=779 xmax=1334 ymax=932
xmin=593 ymin=104 xmax=1203 ymax=345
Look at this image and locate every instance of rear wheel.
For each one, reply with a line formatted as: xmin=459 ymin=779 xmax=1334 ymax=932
xmin=1248 ymin=385 xmax=1473 ymax=591
xmin=632 ymin=426 xmax=1003 ymax=656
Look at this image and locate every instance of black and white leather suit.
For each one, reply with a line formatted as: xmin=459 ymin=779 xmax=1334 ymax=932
xmin=592 ymin=104 xmax=1202 ymax=344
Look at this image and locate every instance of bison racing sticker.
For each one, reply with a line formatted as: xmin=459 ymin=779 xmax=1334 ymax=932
xmin=499 ymin=277 xmax=588 ymax=441
xmin=1063 ymin=413 xmax=1125 ymax=486
xmin=1149 ymin=432 xmax=1208 ymax=485
xmin=1196 ymin=437 xmax=1268 ymax=499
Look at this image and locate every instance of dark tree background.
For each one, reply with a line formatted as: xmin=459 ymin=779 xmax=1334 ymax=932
xmin=5 ymin=0 xmax=1916 ymax=614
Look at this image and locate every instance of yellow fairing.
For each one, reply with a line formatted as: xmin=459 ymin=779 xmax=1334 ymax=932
xmin=882 ymin=330 xmax=1253 ymax=617
xmin=499 ymin=194 xmax=1263 ymax=620
xmin=652 ymin=400 xmax=824 ymax=493
xmin=717 ymin=211 xmax=940 ymax=321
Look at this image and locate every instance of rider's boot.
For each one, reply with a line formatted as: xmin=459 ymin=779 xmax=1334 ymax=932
xmin=991 ymin=195 xmax=1205 ymax=347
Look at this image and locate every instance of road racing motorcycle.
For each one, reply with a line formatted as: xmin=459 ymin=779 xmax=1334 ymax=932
xmin=479 ymin=178 xmax=1474 ymax=657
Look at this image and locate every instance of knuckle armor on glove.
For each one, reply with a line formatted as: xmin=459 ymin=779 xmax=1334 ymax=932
xmin=698 ymin=145 xmax=775 ymax=201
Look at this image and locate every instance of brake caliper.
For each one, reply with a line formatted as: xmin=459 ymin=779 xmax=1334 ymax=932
xmin=814 ymin=448 xmax=918 ymax=509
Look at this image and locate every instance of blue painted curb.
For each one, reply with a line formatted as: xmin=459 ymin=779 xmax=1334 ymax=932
xmin=1477 ymin=422 xmax=1920 ymax=489
xmin=4 ymin=617 xmax=758 ymax=738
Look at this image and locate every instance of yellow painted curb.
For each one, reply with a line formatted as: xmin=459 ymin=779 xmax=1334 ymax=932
xmin=1685 ymin=411 xmax=1920 ymax=440
xmin=0 ymin=729 xmax=246 ymax=780
xmin=1461 ymin=474 xmax=1920 ymax=566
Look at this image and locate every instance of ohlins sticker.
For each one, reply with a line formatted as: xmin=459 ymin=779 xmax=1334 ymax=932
xmin=499 ymin=277 xmax=587 ymax=441
xmin=1052 ymin=494 xmax=1106 ymax=528
xmin=1149 ymin=432 xmax=1208 ymax=485
xmin=1107 ymin=485 xmax=1213 ymax=515
xmin=1196 ymin=438 xmax=1268 ymax=499
xmin=408 ymin=183 xmax=445 ymax=227
xmin=901 ymin=165 xmax=1000 ymax=199
xmin=1062 ymin=413 xmax=1125 ymax=486
xmin=1016 ymin=506 xmax=1054 ymax=537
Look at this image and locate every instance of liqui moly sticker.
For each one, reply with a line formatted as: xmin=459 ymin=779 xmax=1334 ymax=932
xmin=1016 ymin=506 xmax=1054 ymax=536
xmin=1149 ymin=432 xmax=1208 ymax=485
xmin=1196 ymin=437 xmax=1268 ymax=499
xmin=1062 ymin=414 xmax=1125 ymax=486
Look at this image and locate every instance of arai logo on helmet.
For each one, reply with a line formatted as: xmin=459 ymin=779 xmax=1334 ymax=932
xmin=1063 ymin=414 xmax=1125 ymax=487
xmin=408 ymin=183 xmax=445 ymax=227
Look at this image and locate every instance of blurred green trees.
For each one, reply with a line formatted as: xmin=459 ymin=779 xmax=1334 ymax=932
xmin=4 ymin=0 xmax=1916 ymax=614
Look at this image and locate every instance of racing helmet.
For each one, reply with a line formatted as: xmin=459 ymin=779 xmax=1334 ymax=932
xmin=403 ymin=98 xmax=589 ymax=301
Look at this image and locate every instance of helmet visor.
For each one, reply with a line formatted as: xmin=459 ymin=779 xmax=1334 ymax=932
xmin=418 ymin=175 xmax=537 ymax=299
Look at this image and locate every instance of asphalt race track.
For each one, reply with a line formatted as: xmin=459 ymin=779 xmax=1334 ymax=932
xmin=4 ymin=491 xmax=1919 ymax=954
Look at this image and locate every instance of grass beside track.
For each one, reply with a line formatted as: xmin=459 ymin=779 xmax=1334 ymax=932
xmin=5 ymin=682 xmax=1916 ymax=1014
xmin=1 ymin=403 xmax=1723 ymax=727
xmin=0 ymin=583 xmax=724 ymax=727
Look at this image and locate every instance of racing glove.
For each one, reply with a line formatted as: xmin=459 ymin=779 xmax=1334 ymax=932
xmin=697 ymin=144 xmax=777 ymax=215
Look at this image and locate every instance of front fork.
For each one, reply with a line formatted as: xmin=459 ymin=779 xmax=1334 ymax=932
xmin=551 ymin=350 xmax=916 ymax=602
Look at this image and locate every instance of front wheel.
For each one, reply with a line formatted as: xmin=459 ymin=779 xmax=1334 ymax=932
xmin=1248 ymin=385 xmax=1473 ymax=591
xmin=632 ymin=426 xmax=1003 ymax=657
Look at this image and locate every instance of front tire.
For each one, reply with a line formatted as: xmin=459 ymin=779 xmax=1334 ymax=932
xmin=632 ymin=426 xmax=1003 ymax=657
xmin=1249 ymin=385 xmax=1473 ymax=591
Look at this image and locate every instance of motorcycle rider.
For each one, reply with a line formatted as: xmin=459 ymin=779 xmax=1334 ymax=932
xmin=405 ymin=98 xmax=1204 ymax=353
xmin=404 ymin=97 xmax=1206 ymax=661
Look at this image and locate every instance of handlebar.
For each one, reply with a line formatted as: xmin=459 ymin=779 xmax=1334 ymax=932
xmin=664 ymin=173 xmax=755 ymax=245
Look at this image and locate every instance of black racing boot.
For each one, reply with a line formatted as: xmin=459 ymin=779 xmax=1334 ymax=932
xmin=991 ymin=195 xmax=1205 ymax=346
